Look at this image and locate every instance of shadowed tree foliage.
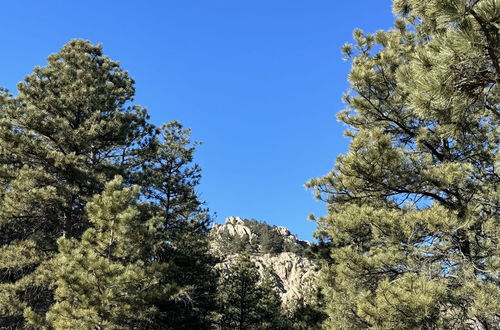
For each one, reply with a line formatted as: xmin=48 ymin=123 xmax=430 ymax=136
xmin=307 ymin=0 xmax=499 ymax=328
xmin=260 ymin=227 xmax=285 ymax=255
xmin=216 ymin=255 xmax=264 ymax=330
xmin=0 ymin=40 xmax=152 ymax=328
xmin=0 ymin=40 xmax=214 ymax=328
xmin=131 ymin=121 xmax=219 ymax=329
xmin=215 ymin=254 xmax=288 ymax=330
xmin=40 ymin=177 xmax=176 ymax=329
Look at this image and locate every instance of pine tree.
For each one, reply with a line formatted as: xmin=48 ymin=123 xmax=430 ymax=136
xmin=216 ymin=255 xmax=262 ymax=330
xmin=131 ymin=121 xmax=219 ymax=328
xmin=0 ymin=40 xmax=213 ymax=328
xmin=256 ymin=269 xmax=287 ymax=330
xmin=216 ymin=255 xmax=286 ymax=330
xmin=0 ymin=40 xmax=152 ymax=328
xmin=39 ymin=176 xmax=176 ymax=329
xmin=307 ymin=0 xmax=499 ymax=328
xmin=259 ymin=227 xmax=284 ymax=255
xmin=285 ymin=277 xmax=326 ymax=330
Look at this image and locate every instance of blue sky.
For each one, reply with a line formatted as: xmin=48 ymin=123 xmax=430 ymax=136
xmin=1 ymin=1 xmax=394 ymax=240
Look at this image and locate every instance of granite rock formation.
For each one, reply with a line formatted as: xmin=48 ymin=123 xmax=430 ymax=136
xmin=210 ymin=217 xmax=317 ymax=305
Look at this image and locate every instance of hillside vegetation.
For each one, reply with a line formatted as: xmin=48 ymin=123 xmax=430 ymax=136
xmin=211 ymin=216 xmax=309 ymax=255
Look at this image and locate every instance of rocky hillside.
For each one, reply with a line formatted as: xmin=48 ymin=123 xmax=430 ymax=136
xmin=210 ymin=217 xmax=317 ymax=305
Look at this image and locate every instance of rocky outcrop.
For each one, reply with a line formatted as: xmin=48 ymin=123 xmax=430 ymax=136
xmin=211 ymin=216 xmax=258 ymax=243
xmin=273 ymin=225 xmax=310 ymax=249
xmin=211 ymin=217 xmax=318 ymax=305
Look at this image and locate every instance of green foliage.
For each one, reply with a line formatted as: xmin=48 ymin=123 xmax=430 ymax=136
xmin=217 ymin=218 xmax=307 ymax=256
xmin=0 ymin=40 xmax=152 ymax=328
xmin=0 ymin=40 xmax=214 ymax=328
xmin=132 ymin=121 xmax=205 ymax=228
xmin=286 ymin=300 xmax=326 ymax=330
xmin=132 ymin=121 xmax=220 ymax=329
xmin=260 ymin=227 xmax=284 ymax=255
xmin=307 ymin=0 xmax=499 ymax=328
xmin=219 ymin=230 xmax=254 ymax=255
xmin=152 ymin=226 xmax=220 ymax=329
xmin=285 ymin=280 xmax=327 ymax=330
xmin=215 ymin=254 xmax=287 ymax=330
xmin=256 ymin=269 xmax=289 ymax=330
xmin=42 ymin=177 xmax=176 ymax=329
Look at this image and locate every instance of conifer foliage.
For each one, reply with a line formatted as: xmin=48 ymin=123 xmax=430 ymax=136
xmin=0 ymin=40 xmax=212 ymax=329
xmin=308 ymin=0 xmax=499 ymax=328
xmin=44 ymin=177 xmax=176 ymax=329
xmin=215 ymin=254 xmax=286 ymax=330
xmin=133 ymin=121 xmax=219 ymax=329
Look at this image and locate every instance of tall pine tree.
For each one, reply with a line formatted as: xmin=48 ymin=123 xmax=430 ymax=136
xmin=307 ymin=0 xmax=499 ymax=328
xmin=0 ymin=40 xmax=214 ymax=328
xmin=0 ymin=40 xmax=151 ymax=328
xmin=215 ymin=254 xmax=287 ymax=330
xmin=132 ymin=121 xmax=219 ymax=329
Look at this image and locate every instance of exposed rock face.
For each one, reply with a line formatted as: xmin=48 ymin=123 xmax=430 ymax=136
xmin=212 ymin=216 xmax=258 ymax=243
xmin=211 ymin=216 xmax=310 ymax=252
xmin=211 ymin=217 xmax=317 ymax=305
xmin=273 ymin=225 xmax=310 ymax=249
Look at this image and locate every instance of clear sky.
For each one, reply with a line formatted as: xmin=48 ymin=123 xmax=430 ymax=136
xmin=1 ymin=1 xmax=395 ymax=241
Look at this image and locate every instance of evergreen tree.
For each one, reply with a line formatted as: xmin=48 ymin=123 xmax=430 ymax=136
xmin=216 ymin=255 xmax=263 ymax=330
xmin=40 ymin=177 xmax=176 ymax=329
xmin=307 ymin=0 xmax=499 ymax=328
xmin=256 ymin=269 xmax=287 ymax=330
xmin=131 ymin=121 xmax=219 ymax=328
xmin=216 ymin=255 xmax=286 ymax=330
xmin=285 ymin=281 xmax=326 ymax=330
xmin=0 ymin=40 xmax=213 ymax=328
xmin=152 ymin=229 xmax=219 ymax=329
xmin=217 ymin=227 xmax=254 ymax=255
xmin=260 ymin=228 xmax=284 ymax=254
xmin=286 ymin=299 xmax=326 ymax=330
xmin=0 ymin=40 xmax=151 ymax=327
xmin=215 ymin=218 xmax=306 ymax=255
